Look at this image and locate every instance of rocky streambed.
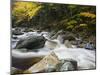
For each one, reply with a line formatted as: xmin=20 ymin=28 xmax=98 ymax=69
xmin=11 ymin=28 xmax=96 ymax=74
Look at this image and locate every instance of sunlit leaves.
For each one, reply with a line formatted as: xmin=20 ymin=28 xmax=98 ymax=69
xmin=67 ymin=20 xmax=77 ymax=25
xmin=79 ymin=12 xmax=96 ymax=19
xmin=12 ymin=2 xmax=42 ymax=23
xmin=80 ymin=24 xmax=87 ymax=27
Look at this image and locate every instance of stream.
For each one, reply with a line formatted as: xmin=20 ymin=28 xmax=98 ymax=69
xmin=11 ymin=29 xmax=96 ymax=70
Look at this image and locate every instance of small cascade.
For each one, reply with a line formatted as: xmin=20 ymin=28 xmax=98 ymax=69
xmin=11 ymin=30 xmax=96 ymax=70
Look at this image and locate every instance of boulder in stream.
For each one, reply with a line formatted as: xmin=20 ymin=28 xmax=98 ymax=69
xmin=56 ymin=59 xmax=77 ymax=71
xmin=15 ymin=35 xmax=46 ymax=49
xmin=24 ymin=52 xmax=60 ymax=73
xmin=24 ymin=51 xmax=78 ymax=73
xmin=84 ymin=42 xmax=94 ymax=50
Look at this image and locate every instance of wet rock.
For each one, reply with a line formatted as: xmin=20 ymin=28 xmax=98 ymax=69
xmin=70 ymin=41 xmax=77 ymax=45
xmin=63 ymin=35 xmax=76 ymax=41
xmin=77 ymin=44 xmax=85 ymax=48
xmin=51 ymin=31 xmax=76 ymax=43
xmin=64 ymin=40 xmax=73 ymax=48
xmin=51 ymin=30 xmax=64 ymax=40
xmin=24 ymin=51 xmax=78 ymax=73
xmin=24 ymin=52 xmax=60 ymax=73
xmin=84 ymin=42 xmax=94 ymax=50
xmin=12 ymin=28 xmax=24 ymax=35
xmin=45 ymin=39 xmax=60 ymax=49
xmin=15 ymin=35 xmax=46 ymax=49
xmin=56 ymin=59 xmax=77 ymax=71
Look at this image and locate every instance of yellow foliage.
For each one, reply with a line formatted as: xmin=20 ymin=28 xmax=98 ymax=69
xmin=67 ymin=20 xmax=77 ymax=25
xmin=79 ymin=12 xmax=96 ymax=19
xmin=67 ymin=25 xmax=74 ymax=29
xmin=80 ymin=24 xmax=87 ymax=27
xmin=12 ymin=2 xmax=42 ymax=23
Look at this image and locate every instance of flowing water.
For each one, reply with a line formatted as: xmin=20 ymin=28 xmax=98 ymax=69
xmin=12 ymin=30 xmax=96 ymax=70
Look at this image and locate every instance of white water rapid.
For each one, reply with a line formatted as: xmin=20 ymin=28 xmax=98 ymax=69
xmin=12 ymin=30 xmax=96 ymax=70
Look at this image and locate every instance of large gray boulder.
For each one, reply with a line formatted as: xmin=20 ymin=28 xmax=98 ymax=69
xmin=23 ymin=52 xmax=78 ymax=73
xmin=24 ymin=52 xmax=60 ymax=73
xmin=15 ymin=35 xmax=46 ymax=49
